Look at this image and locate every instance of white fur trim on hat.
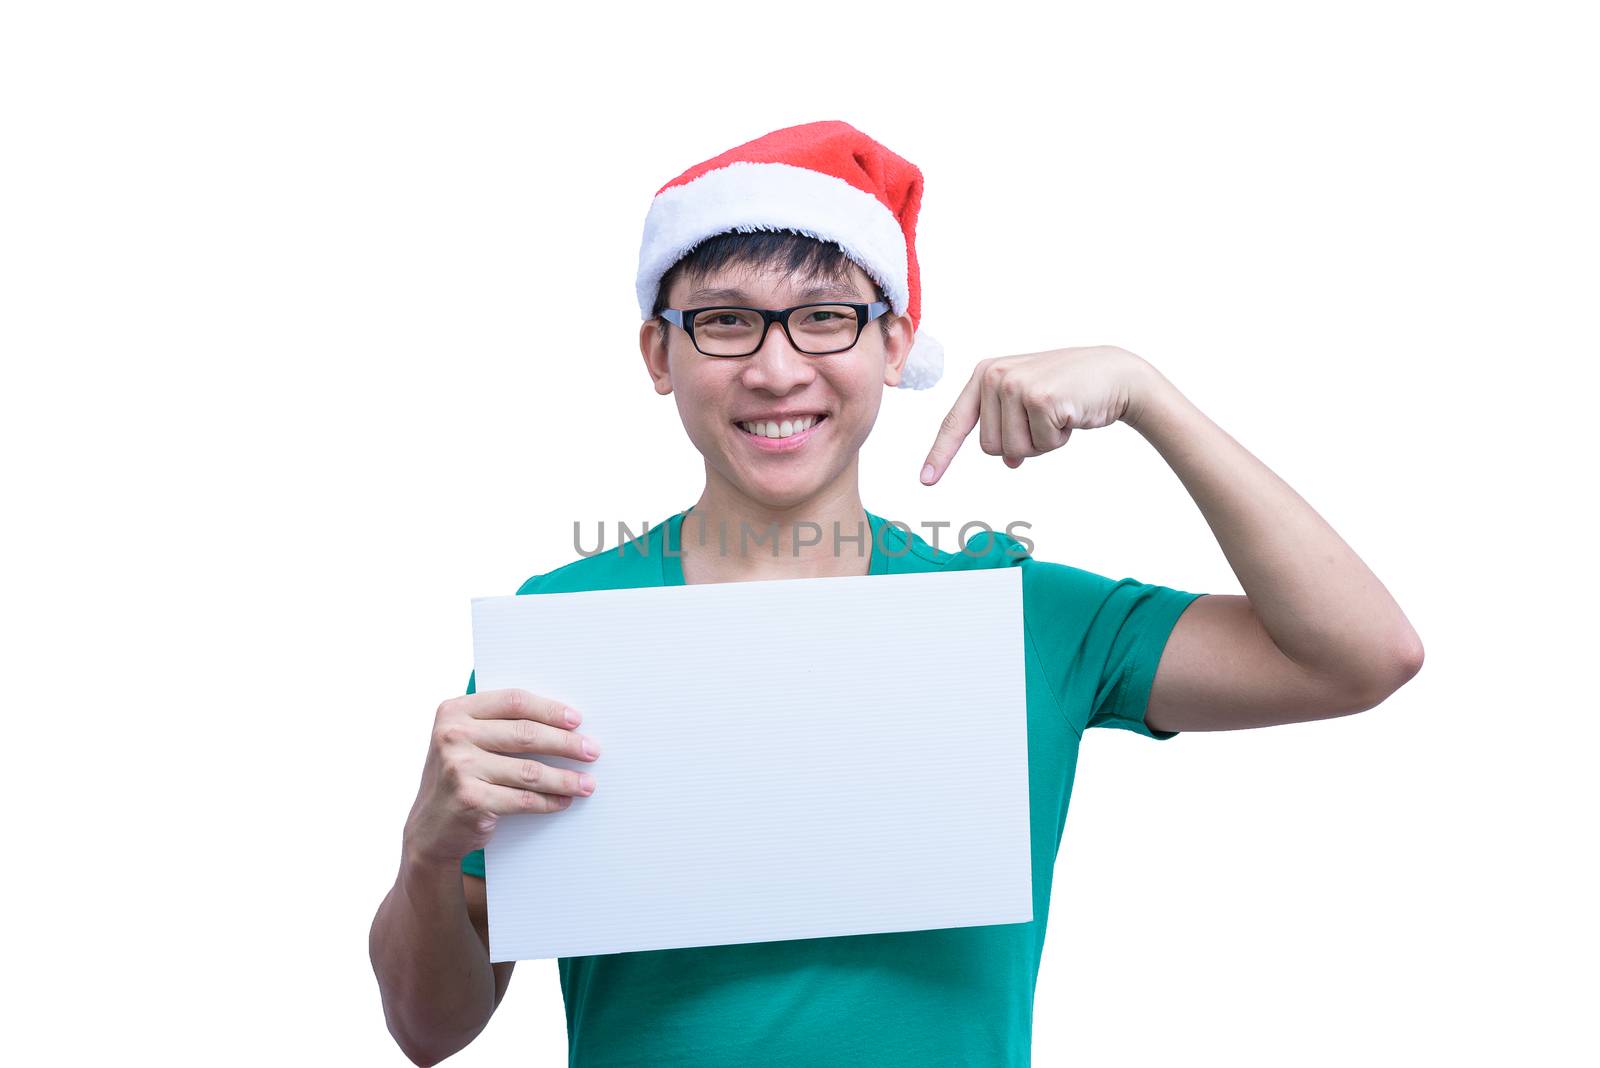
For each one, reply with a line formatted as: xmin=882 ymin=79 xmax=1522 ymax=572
xmin=900 ymin=330 xmax=944 ymax=390
xmin=636 ymin=161 xmax=910 ymax=320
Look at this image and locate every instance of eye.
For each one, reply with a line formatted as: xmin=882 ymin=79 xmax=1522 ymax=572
xmin=693 ymin=309 xmax=760 ymax=332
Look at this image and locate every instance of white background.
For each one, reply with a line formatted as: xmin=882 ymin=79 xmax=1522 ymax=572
xmin=4 ymin=2 xmax=1595 ymax=1065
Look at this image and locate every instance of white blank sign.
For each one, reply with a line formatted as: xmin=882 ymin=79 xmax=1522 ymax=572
xmin=470 ymin=566 xmax=1031 ymax=962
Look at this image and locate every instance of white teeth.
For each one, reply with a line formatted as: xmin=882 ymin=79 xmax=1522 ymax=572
xmin=739 ymin=415 xmax=820 ymax=439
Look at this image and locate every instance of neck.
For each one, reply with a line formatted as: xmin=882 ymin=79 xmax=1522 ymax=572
xmin=682 ymin=466 xmax=872 ymax=583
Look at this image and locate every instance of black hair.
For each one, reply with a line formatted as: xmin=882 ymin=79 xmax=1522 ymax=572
xmin=651 ymin=229 xmax=894 ymax=347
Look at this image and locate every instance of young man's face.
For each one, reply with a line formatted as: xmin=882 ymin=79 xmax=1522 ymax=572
xmin=640 ymin=259 xmax=914 ymax=510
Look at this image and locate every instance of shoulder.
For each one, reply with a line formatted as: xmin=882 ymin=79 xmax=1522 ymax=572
xmin=513 ymin=514 xmax=674 ymax=595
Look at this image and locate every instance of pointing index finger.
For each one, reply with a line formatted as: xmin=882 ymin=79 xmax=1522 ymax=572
xmin=921 ymin=370 xmax=983 ymax=485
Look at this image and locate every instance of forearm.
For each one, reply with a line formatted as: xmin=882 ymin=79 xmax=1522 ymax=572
xmin=1125 ymin=359 xmax=1423 ymax=689
xmin=369 ymin=851 xmax=496 ymax=1065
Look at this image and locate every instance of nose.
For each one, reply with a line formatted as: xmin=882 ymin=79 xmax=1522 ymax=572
xmin=739 ymin=317 xmax=818 ymax=393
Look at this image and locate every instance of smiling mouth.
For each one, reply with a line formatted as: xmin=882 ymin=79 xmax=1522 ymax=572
xmin=733 ymin=414 xmax=828 ymax=440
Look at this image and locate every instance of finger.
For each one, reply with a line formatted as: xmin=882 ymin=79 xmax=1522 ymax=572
xmin=452 ymin=687 xmax=580 ymax=728
xmin=921 ymin=368 xmax=983 ymax=484
xmin=474 ymin=780 xmax=575 ymax=816
xmin=1024 ymin=392 xmax=1071 ymax=454
xmin=999 ymin=382 xmax=1037 ymax=464
xmin=478 ymin=751 xmax=597 ymax=797
xmin=978 ymin=364 xmax=1003 ymax=456
xmin=472 ymin=717 xmax=602 ymax=761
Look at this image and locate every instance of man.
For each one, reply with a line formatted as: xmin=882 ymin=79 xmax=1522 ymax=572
xmin=369 ymin=120 xmax=1423 ymax=1066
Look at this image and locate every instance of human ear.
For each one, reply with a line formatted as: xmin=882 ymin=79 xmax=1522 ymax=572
xmin=640 ymin=319 xmax=674 ymax=396
xmin=880 ymin=313 xmax=915 ymax=388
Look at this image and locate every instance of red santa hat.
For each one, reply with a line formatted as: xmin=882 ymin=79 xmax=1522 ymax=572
xmin=635 ymin=120 xmax=944 ymax=390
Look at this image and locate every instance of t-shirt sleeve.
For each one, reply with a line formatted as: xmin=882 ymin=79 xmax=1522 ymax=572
xmin=1022 ymin=559 xmax=1206 ymax=740
xmin=460 ymin=669 xmax=487 ymax=879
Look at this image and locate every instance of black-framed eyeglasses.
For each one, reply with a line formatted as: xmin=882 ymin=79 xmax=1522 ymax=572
xmin=659 ymin=301 xmax=891 ymax=358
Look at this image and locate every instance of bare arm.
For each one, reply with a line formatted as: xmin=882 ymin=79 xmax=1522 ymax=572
xmin=918 ymin=345 xmax=1424 ymax=733
xmin=368 ymin=686 xmax=597 ymax=1063
xmin=1147 ymin=592 xmax=1412 ymax=733
xmin=464 ymin=875 xmax=517 ymax=1011
xmin=369 ymin=856 xmax=515 ymax=1066
xmin=1124 ymin=362 xmax=1424 ymax=732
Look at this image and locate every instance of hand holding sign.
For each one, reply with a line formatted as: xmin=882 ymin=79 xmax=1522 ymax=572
xmin=403 ymin=688 xmax=604 ymax=871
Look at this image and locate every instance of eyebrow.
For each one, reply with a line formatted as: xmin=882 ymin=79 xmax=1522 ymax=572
xmin=682 ymin=282 xmax=871 ymax=306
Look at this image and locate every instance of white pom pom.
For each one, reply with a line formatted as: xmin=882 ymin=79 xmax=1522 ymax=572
xmin=897 ymin=329 xmax=944 ymax=390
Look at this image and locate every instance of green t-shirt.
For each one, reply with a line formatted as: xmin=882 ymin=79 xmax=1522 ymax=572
xmin=460 ymin=506 xmax=1204 ymax=1066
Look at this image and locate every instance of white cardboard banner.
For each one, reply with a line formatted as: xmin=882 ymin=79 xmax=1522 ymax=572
xmin=470 ymin=566 xmax=1030 ymax=962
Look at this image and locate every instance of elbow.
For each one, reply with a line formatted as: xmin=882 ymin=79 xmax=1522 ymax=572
xmin=1386 ymin=626 xmax=1425 ymax=692
xmin=378 ymin=988 xmax=468 ymax=1068
xmin=1350 ymin=629 xmax=1425 ymax=711
xmin=370 ymin=928 xmax=454 ymax=1068
xmin=388 ymin=1020 xmax=449 ymax=1068
xmin=1395 ymin=627 xmax=1425 ymax=683
xmin=394 ymin=1043 xmax=434 ymax=1068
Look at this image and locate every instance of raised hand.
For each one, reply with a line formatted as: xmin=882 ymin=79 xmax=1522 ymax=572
xmin=920 ymin=345 xmax=1152 ymax=484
